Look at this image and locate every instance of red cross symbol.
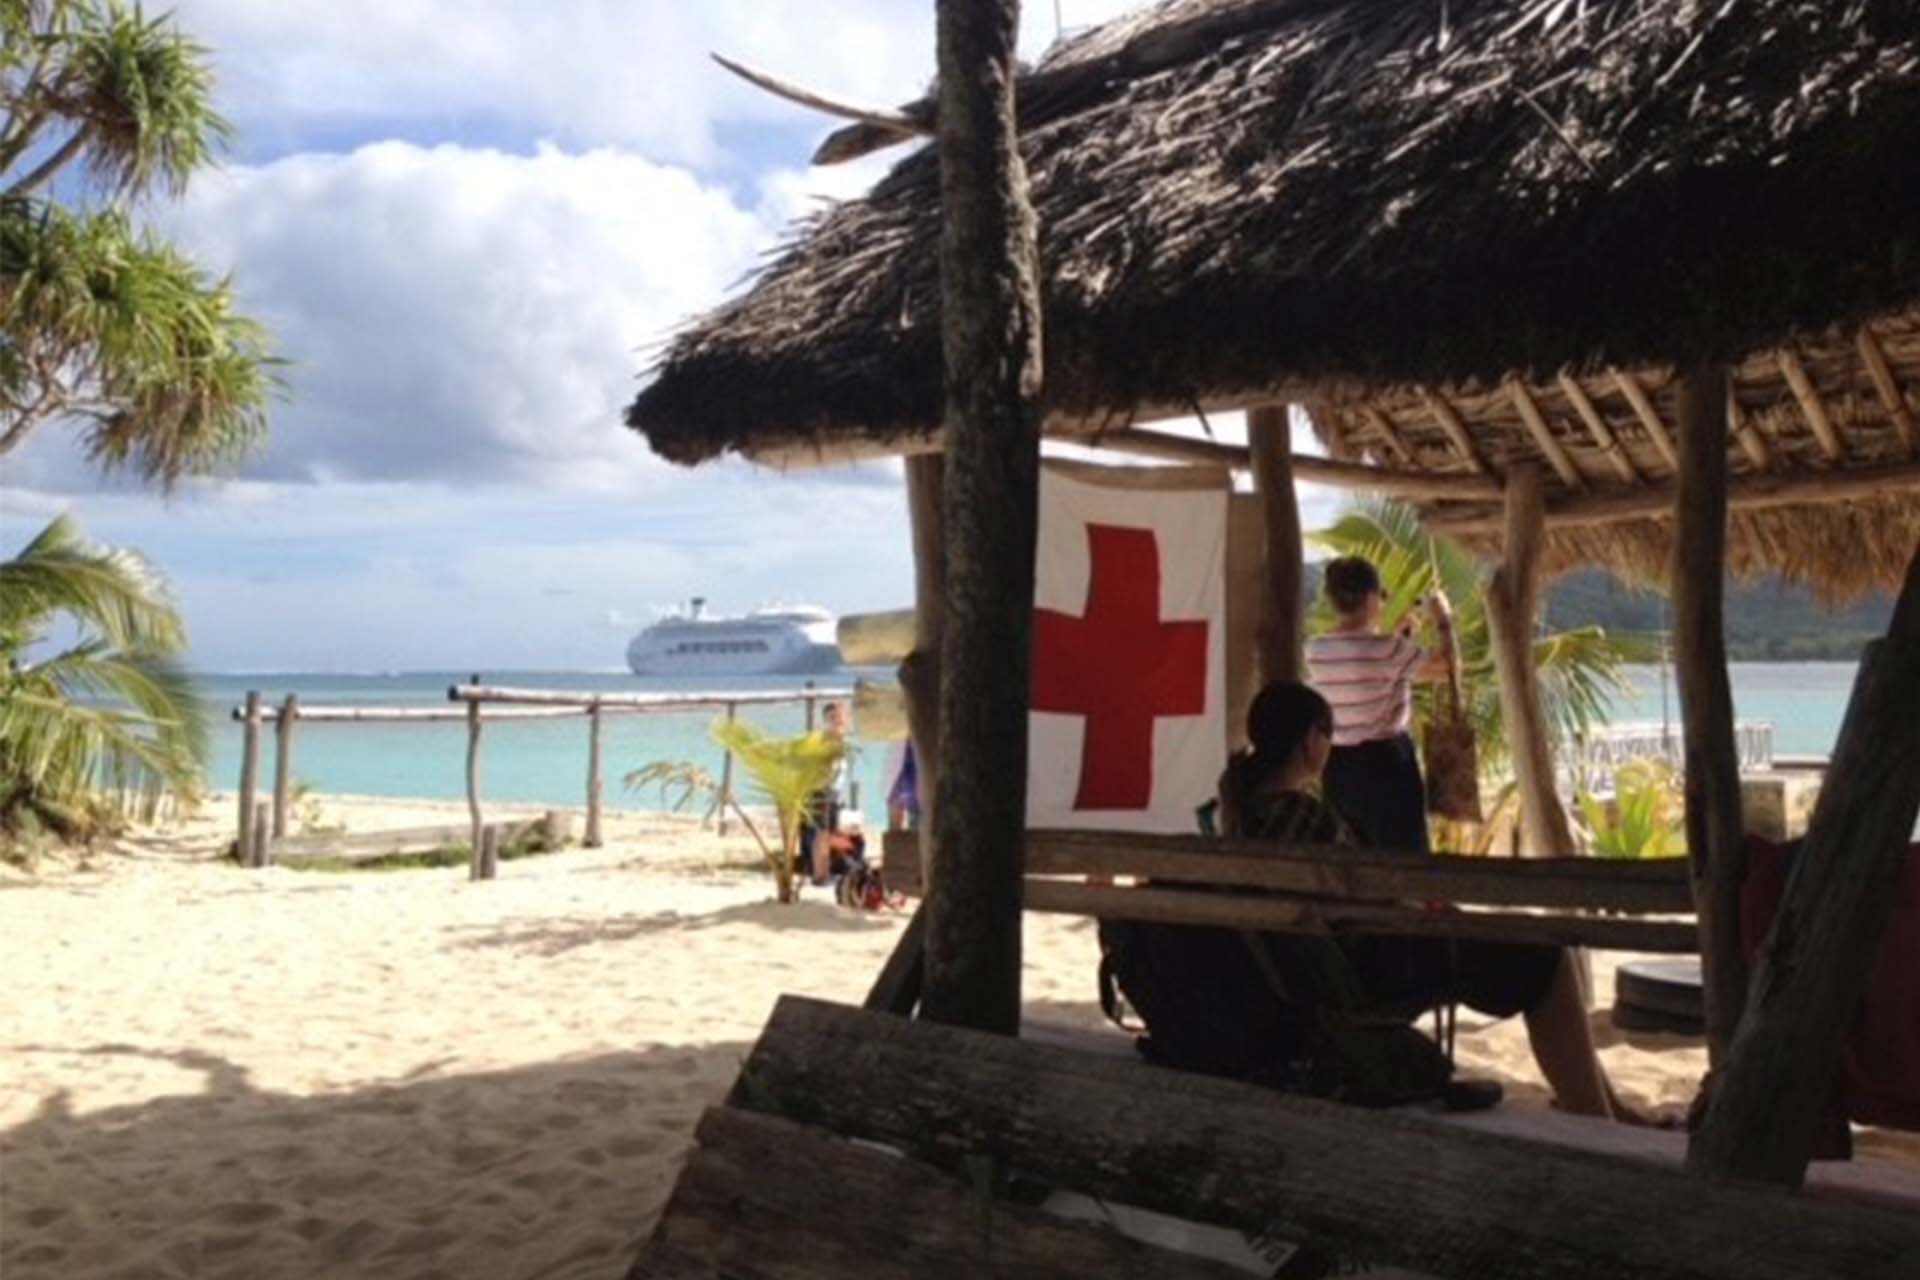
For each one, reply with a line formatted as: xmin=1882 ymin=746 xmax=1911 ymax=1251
xmin=1031 ymin=523 xmax=1209 ymax=811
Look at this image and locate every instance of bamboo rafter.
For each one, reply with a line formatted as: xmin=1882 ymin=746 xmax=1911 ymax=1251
xmin=1558 ymin=372 xmax=1643 ymax=485
xmin=1855 ymin=326 xmax=1919 ymax=459
xmin=1507 ymin=378 xmax=1587 ymax=492
xmin=1777 ymin=348 xmax=1847 ymax=462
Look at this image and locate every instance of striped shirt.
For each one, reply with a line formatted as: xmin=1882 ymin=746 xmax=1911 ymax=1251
xmin=1305 ymin=629 xmax=1422 ymax=746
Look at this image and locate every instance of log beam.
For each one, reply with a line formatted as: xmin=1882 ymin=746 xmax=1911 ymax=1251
xmin=922 ymin=0 xmax=1040 ymax=1036
xmin=1483 ymin=464 xmax=1577 ymax=860
xmin=1426 ymin=453 xmax=1920 ymax=536
xmin=237 ymin=691 xmax=261 ymax=864
xmin=1611 ymin=369 xmax=1681 ymax=472
xmin=1777 ymin=349 xmax=1846 ymax=462
xmin=1727 ymin=393 xmax=1773 ymax=472
xmin=1417 ymin=386 xmax=1488 ymax=473
xmin=1358 ymin=404 xmax=1416 ymax=466
xmin=1672 ymin=365 xmax=1747 ymax=1065
xmin=1557 ymin=372 xmax=1642 ymax=485
xmin=1689 ymin=537 xmax=1920 ymax=1186
xmin=1248 ymin=406 xmax=1303 ymax=682
xmin=1079 ymin=427 xmax=1503 ymax=500
xmin=730 ymin=997 xmax=1920 ymax=1280
xmin=1507 ymin=379 xmax=1586 ymax=492
xmin=1856 ymin=326 xmax=1919 ymax=458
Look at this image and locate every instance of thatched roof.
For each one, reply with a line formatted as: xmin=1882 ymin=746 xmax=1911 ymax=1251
xmin=627 ymin=0 xmax=1920 ymax=596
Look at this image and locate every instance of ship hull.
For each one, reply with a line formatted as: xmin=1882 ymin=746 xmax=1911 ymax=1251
xmin=625 ymin=641 xmax=841 ymax=678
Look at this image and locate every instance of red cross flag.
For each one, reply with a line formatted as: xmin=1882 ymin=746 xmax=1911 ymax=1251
xmin=1028 ymin=461 xmax=1229 ymax=832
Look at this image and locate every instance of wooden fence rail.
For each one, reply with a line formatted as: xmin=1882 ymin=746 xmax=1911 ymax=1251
xmin=228 ymin=683 xmax=853 ymax=864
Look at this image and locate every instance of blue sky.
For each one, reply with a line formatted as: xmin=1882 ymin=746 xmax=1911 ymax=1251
xmin=0 ymin=0 xmax=1335 ymax=672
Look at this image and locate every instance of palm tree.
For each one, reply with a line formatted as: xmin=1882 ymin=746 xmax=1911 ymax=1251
xmin=1309 ymin=498 xmax=1649 ymax=777
xmin=2 ymin=1 xmax=278 ymax=484
xmin=1 ymin=513 xmax=207 ymax=840
xmin=708 ymin=718 xmax=846 ymax=904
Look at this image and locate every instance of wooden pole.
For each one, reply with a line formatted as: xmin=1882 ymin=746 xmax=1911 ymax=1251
xmin=251 ymin=807 xmax=270 ymax=869
xmin=237 ymin=691 xmax=261 ymax=864
xmin=717 ymin=701 xmax=737 ymax=837
xmin=1249 ymin=405 xmax=1304 ymax=683
xmin=272 ymin=693 xmax=297 ymax=841
xmin=585 ymin=701 xmax=604 ymax=848
xmin=465 ymin=701 xmax=484 ymax=864
xmin=921 ymin=0 xmax=1042 ymax=1036
xmin=804 ymin=680 xmax=817 ymax=731
xmin=1672 ymin=365 xmax=1747 ymax=1065
xmin=1689 ymin=538 xmax=1920 ymax=1185
xmin=473 ymin=823 xmax=501 ymax=881
xmin=1484 ymin=464 xmax=1576 ymax=859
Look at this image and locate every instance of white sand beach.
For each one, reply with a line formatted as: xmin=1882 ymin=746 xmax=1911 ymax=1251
xmin=3 ymin=795 xmax=1914 ymax=1280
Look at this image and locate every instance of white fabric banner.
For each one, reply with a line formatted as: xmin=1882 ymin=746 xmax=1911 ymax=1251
xmin=1026 ymin=463 xmax=1228 ymax=832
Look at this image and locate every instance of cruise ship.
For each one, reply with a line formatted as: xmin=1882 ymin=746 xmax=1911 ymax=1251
xmin=625 ymin=599 xmax=841 ymax=676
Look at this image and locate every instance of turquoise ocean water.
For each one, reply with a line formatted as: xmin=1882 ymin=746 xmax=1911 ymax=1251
xmin=201 ymin=663 xmax=1861 ymax=815
xmin=201 ymin=670 xmax=900 ymax=817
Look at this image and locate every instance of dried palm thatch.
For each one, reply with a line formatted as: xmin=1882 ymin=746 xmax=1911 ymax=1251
xmin=626 ymin=0 xmax=1920 ymax=596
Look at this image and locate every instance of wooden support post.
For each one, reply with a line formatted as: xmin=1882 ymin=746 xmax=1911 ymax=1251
xmin=237 ymin=691 xmax=262 ymax=864
xmin=465 ymin=701 xmax=484 ymax=864
xmin=473 ymin=823 xmax=500 ymax=881
xmin=1248 ymin=406 xmax=1303 ymax=683
xmin=1689 ymin=538 xmax=1920 ymax=1186
xmin=272 ymin=693 xmax=297 ymax=841
xmin=251 ymin=807 xmax=270 ymax=869
xmin=717 ymin=701 xmax=737 ymax=837
xmin=922 ymin=0 xmax=1042 ymax=1036
xmin=804 ymin=681 xmax=817 ymax=730
xmin=1484 ymin=464 xmax=1576 ymax=859
xmin=585 ymin=701 xmax=604 ymax=848
xmin=1672 ymin=364 xmax=1747 ymax=1065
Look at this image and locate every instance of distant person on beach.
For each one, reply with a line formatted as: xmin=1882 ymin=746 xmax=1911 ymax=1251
xmin=806 ymin=701 xmax=851 ymax=883
xmin=1216 ymin=682 xmax=1648 ymax=1122
xmin=1305 ymin=556 xmax=1457 ymax=853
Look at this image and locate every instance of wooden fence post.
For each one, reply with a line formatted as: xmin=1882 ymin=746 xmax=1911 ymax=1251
xmin=251 ymin=806 xmax=270 ymax=869
xmin=272 ymin=693 xmax=298 ymax=840
xmin=804 ymin=681 xmax=818 ymax=730
xmin=465 ymin=700 xmax=484 ymax=861
xmin=585 ymin=701 xmax=604 ymax=848
xmin=717 ymin=701 xmax=737 ymax=836
xmin=237 ymin=691 xmax=262 ymax=864
xmin=480 ymin=825 xmax=501 ymax=880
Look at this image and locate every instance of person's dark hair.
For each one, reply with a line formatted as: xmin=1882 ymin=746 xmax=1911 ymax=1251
xmin=1217 ymin=682 xmax=1334 ymax=835
xmin=1324 ymin=556 xmax=1383 ymax=616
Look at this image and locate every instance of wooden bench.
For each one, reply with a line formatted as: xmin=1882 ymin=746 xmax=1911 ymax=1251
xmin=628 ymin=996 xmax=1920 ymax=1278
xmin=881 ymin=828 xmax=1700 ymax=953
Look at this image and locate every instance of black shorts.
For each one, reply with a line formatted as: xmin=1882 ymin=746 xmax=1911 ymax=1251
xmin=1342 ymin=934 xmax=1561 ymax=1021
xmin=1324 ymin=734 xmax=1429 ymax=855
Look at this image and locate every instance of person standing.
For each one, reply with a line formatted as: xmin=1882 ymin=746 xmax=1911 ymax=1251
xmin=1305 ymin=557 xmax=1457 ymax=854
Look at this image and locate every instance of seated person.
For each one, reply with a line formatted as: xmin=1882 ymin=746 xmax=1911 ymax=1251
xmin=1216 ymin=681 xmax=1649 ymax=1123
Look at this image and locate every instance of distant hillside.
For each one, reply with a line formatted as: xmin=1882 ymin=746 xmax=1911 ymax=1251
xmin=1543 ymin=570 xmax=1891 ymax=662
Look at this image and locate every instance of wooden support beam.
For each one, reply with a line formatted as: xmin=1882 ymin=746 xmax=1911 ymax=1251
xmin=237 ymin=691 xmax=261 ymax=864
xmin=883 ymin=829 xmax=1696 ymax=913
xmin=729 ymin=997 xmax=1920 ymax=1280
xmin=1483 ymin=464 xmax=1578 ymax=861
xmin=636 ymin=1106 xmax=1255 ymax=1279
xmin=1248 ymin=406 xmax=1303 ymax=683
xmin=921 ymin=0 xmax=1038 ymax=1036
xmin=864 ymin=902 xmax=929 ymax=1015
xmin=1672 ymin=365 xmax=1747 ymax=1066
xmin=1611 ymin=369 xmax=1681 ymax=472
xmin=1727 ymin=393 xmax=1773 ymax=472
xmin=1427 ymin=453 xmax=1920 ymax=536
xmin=584 ymin=702 xmax=604 ymax=849
xmin=1416 ymin=386 xmax=1488 ymax=474
xmin=1777 ymin=349 xmax=1846 ymax=461
xmin=1690 ymin=538 xmax=1920 ymax=1186
xmin=1076 ymin=426 xmax=1504 ymax=500
xmin=1506 ymin=380 xmax=1587 ymax=492
xmin=1855 ymin=326 xmax=1919 ymax=458
xmin=271 ymin=693 xmax=296 ymax=841
xmin=1557 ymin=373 xmax=1642 ymax=485
xmin=250 ymin=808 xmax=269 ymax=870
xmin=1358 ymin=404 xmax=1416 ymax=466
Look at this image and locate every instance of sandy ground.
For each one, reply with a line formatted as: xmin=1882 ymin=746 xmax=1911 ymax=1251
xmin=2 ymin=794 xmax=1912 ymax=1279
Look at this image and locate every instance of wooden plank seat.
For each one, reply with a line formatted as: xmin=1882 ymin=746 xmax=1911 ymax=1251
xmin=882 ymin=829 xmax=1700 ymax=953
xmin=629 ymin=997 xmax=1920 ymax=1279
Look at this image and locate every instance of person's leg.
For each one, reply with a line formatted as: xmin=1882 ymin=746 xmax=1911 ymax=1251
xmin=1520 ymin=951 xmax=1616 ymax=1119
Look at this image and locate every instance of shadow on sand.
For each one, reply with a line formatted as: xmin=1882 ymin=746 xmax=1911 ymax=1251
xmin=448 ymin=898 xmax=901 ymax=957
xmin=2 ymin=1038 xmax=751 ymax=1280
